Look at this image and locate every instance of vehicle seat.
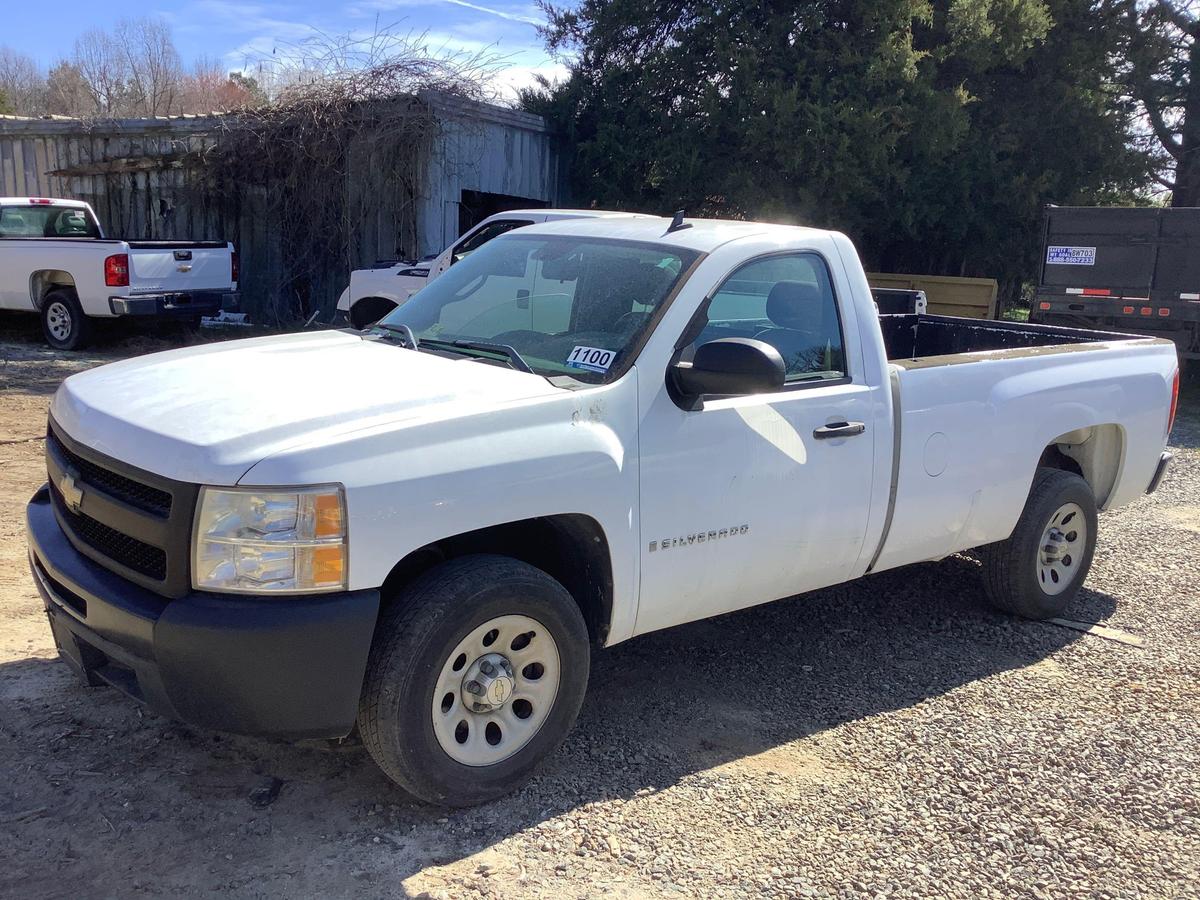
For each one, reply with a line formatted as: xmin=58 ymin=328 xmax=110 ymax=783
xmin=753 ymin=281 xmax=842 ymax=374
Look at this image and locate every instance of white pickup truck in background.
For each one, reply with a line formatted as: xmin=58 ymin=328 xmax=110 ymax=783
xmin=336 ymin=208 xmax=649 ymax=328
xmin=0 ymin=197 xmax=239 ymax=349
xmin=29 ymin=215 xmax=1178 ymax=806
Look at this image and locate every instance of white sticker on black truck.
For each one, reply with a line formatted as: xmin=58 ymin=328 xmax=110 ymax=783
xmin=1046 ymin=246 xmax=1096 ymax=266
xmin=566 ymin=345 xmax=615 ymax=373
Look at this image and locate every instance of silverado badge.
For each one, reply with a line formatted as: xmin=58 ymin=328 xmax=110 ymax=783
xmin=649 ymin=524 xmax=749 ymax=552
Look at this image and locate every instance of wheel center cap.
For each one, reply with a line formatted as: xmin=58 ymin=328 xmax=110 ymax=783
xmin=1043 ymin=528 xmax=1066 ymax=563
xmin=488 ymin=677 xmax=513 ymax=705
xmin=461 ymin=652 xmax=515 ymax=713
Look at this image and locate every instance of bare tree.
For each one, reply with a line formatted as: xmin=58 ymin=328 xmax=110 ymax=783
xmin=0 ymin=47 xmax=45 ymax=115
xmin=72 ymin=27 xmax=129 ymax=114
xmin=115 ymin=17 xmax=183 ymax=115
xmin=179 ymin=57 xmax=258 ymax=113
xmin=45 ymin=62 xmax=93 ymax=116
xmin=66 ymin=17 xmax=186 ymax=117
xmin=180 ymin=56 xmax=226 ymax=113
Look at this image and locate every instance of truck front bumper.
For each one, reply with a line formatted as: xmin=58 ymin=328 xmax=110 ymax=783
xmin=26 ymin=485 xmax=379 ymax=740
xmin=109 ymin=291 xmax=239 ymax=317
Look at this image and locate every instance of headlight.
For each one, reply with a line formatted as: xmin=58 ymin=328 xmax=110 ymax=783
xmin=192 ymin=486 xmax=347 ymax=593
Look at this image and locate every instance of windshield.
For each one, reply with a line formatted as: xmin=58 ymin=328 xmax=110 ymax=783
xmin=376 ymin=234 xmax=700 ymax=383
xmin=0 ymin=205 xmax=101 ymax=238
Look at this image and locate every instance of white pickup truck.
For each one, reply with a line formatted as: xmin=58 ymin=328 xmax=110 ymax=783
xmin=0 ymin=197 xmax=239 ymax=349
xmin=336 ymin=208 xmax=648 ymax=328
xmin=28 ymin=216 xmax=1178 ymax=806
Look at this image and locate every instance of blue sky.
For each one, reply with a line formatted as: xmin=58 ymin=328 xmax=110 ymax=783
xmin=5 ymin=0 xmax=567 ymax=99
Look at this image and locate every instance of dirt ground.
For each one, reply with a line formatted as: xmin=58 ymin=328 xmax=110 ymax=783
xmin=2 ymin=314 xmax=1198 ymax=899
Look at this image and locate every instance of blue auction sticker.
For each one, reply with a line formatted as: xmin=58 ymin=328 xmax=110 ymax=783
xmin=1046 ymin=245 xmax=1096 ymax=266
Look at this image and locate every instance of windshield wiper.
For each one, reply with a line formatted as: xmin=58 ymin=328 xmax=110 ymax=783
xmin=372 ymin=322 xmax=419 ymax=349
xmin=452 ymin=340 xmax=535 ymax=374
xmin=422 ymin=338 xmax=535 ymax=374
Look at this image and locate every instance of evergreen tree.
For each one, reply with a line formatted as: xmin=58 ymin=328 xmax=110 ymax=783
xmin=523 ymin=0 xmax=1152 ymax=297
xmin=1110 ymin=0 xmax=1199 ymax=206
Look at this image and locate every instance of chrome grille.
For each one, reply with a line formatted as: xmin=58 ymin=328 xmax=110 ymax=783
xmin=46 ymin=419 xmax=197 ymax=597
xmin=47 ymin=428 xmax=172 ymax=517
xmin=49 ymin=482 xmax=168 ymax=580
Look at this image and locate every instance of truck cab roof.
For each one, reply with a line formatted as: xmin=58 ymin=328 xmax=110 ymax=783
xmin=514 ymin=215 xmax=834 ymax=253
xmin=0 ymin=197 xmax=91 ymax=208
xmin=497 ymin=208 xmax=655 ymax=220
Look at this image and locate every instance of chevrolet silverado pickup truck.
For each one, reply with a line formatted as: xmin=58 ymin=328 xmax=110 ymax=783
xmin=0 ymin=197 xmax=239 ymax=349
xmin=28 ymin=216 xmax=1178 ymax=806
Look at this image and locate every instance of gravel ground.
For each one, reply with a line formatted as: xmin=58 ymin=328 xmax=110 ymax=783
xmin=1 ymin=316 xmax=1198 ymax=899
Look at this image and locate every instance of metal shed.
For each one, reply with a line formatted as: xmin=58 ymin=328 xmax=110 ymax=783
xmin=0 ymin=94 xmax=563 ymax=319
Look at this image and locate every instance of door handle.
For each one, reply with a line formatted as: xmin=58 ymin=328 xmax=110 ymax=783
xmin=813 ymin=421 xmax=866 ymax=439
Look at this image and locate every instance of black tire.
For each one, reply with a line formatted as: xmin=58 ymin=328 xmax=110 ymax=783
xmin=980 ymin=467 xmax=1098 ymax=620
xmin=350 ymin=296 xmax=397 ymax=330
xmin=40 ymin=289 xmax=93 ymax=351
xmin=358 ymin=554 xmax=590 ymax=806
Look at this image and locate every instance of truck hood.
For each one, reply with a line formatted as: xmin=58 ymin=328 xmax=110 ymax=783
xmin=51 ymin=330 xmax=563 ymax=484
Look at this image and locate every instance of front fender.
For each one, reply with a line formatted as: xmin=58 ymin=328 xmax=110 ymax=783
xmin=238 ymin=373 xmax=643 ymax=643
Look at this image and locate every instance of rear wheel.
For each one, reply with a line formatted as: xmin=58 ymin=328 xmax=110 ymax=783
xmin=41 ymin=289 xmax=92 ymax=351
xmin=980 ymin=467 xmax=1097 ymax=620
xmin=358 ymin=555 xmax=589 ymax=806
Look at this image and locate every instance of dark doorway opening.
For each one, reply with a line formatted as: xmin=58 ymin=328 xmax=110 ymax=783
xmin=458 ymin=190 xmax=549 ymax=238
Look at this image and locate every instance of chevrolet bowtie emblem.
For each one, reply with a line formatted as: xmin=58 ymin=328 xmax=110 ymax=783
xmin=58 ymin=468 xmax=84 ymax=513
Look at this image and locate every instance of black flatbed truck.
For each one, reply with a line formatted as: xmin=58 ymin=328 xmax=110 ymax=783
xmin=1031 ymin=205 xmax=1199 ymax=366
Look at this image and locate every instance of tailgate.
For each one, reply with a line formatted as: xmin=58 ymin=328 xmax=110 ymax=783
xmin=127 ymin=243 xmax=233 ymax=294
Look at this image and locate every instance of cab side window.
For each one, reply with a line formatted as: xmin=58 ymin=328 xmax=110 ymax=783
xmin=687 ymin=253 xmax=846 ymax=381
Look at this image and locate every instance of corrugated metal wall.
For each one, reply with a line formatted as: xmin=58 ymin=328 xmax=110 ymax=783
xmin=420 ymin=95 xmax=564 ymax=255
xmin=0 ymin=117 xmax=233 ymax=240
xmin=0 ymin=98 xmax=562 ymax=319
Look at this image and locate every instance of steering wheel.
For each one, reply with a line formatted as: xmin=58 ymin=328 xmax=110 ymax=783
xmin=491 ymin=329 xmax=545 ymax=345
xmin=613 ymin=311 xmax=650 ymax=335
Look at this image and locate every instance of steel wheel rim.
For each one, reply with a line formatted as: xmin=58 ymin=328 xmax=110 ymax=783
xmin=431 ymin=613 xmax=561 ymax=767
xmin=46 ymin=301 xmax=72 ymax=342
xmin=1037 ymin=501 xmax=1086 ymax=596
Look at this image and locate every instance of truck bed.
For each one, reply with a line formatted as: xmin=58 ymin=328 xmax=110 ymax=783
xmin=879 ymin=313 xmax=1139 ymax=364
xmin=869 ymin=312 xmax=1175 ymax=577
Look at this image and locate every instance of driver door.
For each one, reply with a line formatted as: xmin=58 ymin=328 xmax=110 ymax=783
xmin=634 ymin=251 xmax=879 ymax=635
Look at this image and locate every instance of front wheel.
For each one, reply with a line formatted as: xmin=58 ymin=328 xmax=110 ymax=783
xmin=980 ymin=467 xmax=1098 ymax=620
xmin=41 ymin=289 xmax=92 ymax=351
xmin=358 ymin=555 xmax=590 ymax=806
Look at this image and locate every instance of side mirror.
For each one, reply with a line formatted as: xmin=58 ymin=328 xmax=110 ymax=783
xmin=670 ymin=338 xmax=785 ymax=407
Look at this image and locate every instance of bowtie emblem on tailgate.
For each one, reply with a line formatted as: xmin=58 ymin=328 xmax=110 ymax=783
xmin=56 ymin=466 xmax=85 ymax=514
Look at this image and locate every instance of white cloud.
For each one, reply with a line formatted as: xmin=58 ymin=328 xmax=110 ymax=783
xmin=353 ymin=0 xmax=544 ymax=26
xmin=489 ymin=60 xmax=567 ymax=100
xmin=439 ymin=0 xmax=541 ymax=26
xmin=166 ymin=0 xmax=562 ymax=100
